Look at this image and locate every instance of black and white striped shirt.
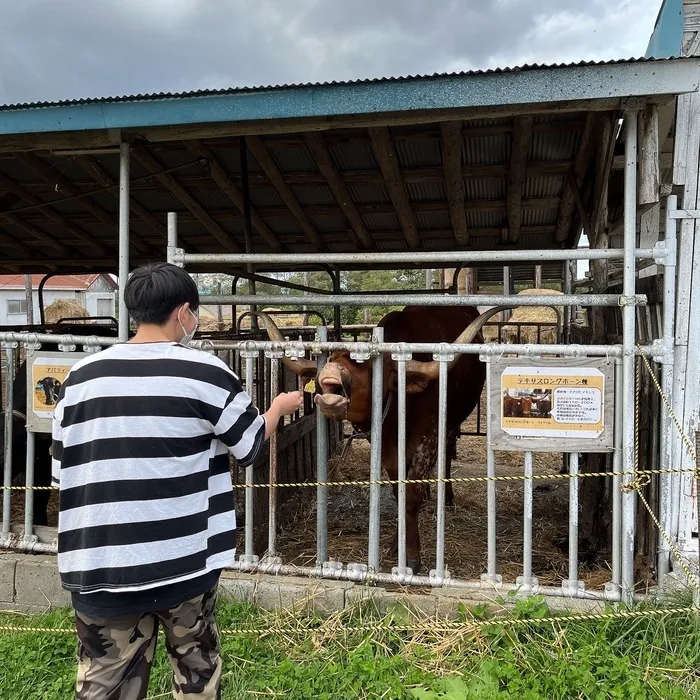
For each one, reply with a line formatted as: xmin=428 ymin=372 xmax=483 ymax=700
xmin=51 ymin=341 xmax=265 ymax=596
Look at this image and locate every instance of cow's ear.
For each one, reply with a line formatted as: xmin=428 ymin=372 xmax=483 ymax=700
xmin=389 ymin=369 xmax=430 ymax=394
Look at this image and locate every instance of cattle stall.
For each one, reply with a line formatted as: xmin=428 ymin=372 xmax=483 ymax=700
xmin=0 ymin=54 xmax=699 ymax=606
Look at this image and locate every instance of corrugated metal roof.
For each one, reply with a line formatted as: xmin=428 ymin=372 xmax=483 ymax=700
xmin=0 ymin=57 xmax=681 ymax=111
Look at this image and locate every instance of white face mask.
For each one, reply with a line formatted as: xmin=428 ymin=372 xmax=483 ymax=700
xmin=178 ymin=307 xmax=199 ymax=346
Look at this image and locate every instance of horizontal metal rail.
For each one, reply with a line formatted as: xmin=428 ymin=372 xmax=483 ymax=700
xmin=174 ymin=248 xmax=661 ymax=266
xmin=194 ymin=339 xmax=656 ymax=358
xmin=0 ymin=331 xmax=117 ymax=346
xmin=202 ymin=293 xmax=645 ymax=307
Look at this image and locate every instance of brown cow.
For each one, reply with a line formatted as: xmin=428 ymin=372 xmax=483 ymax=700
xmin=259 ymin=305 xmax=508 ymax=574
xmin=503 ymin=396 xmax=523 ymax=418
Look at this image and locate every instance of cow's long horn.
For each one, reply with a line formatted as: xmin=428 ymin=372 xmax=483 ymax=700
xmin=258 ymin=312 xmax=318 ymax=376
xmin=404 ymin=306 xmax=517 ymax=381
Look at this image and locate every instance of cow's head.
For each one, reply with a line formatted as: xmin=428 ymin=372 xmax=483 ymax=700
xmin=258 ymin=307 xmax=511 ymax=423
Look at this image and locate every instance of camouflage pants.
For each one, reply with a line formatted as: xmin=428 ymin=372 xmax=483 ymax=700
xmin=74 ymin=586 xmax=221 ymax=700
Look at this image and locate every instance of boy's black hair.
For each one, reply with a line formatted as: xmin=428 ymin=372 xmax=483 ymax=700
xmin=124 ymin=263 xmax=199 ymax=326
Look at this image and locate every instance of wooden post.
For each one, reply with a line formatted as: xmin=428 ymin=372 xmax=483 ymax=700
xmin=534 ymin=265 xmax=542 ymax=289
xmin=216 ymin=282 xmax=223 ymax=331
xmin=502 ymin=267 xmax=513 ymax=322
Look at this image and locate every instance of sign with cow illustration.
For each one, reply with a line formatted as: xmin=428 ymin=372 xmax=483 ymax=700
xmin=26 ymin=352 xmax=85 ymax=433
xmin=488 ymin=357 xmax=614 ymax=452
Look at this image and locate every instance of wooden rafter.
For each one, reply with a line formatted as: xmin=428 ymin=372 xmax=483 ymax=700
xmin=303 ymin=132 xmax=373 ymax=249
xmin=131 ymin=145 xmax=241 ymax=253
xmin=74 ymin=155 xmax=165 ymax=239
xmin=440 ymin=121 xmax=469 ymax=247
xmin=507 ymin=116 xmax=534 ymax=244
xmin=555 ymin=113 xmax=597 ymax=243
xmin=245 ymin=136 xmax=325 ymax=250
xmin=368 ymin=126 xmax=421 ymax=249
xmin=20 ymin=196 xmax=561 ymax=227
xmin=0 ymin=170 xmax=108 ymax=256
xmin=185 ymin=140 xmax=283 ymax=252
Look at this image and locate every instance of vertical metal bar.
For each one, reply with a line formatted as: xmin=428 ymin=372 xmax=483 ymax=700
xmin=2 ymin=345 xmax=15 ymax=534
xmin=267 ymin=358 xmax=279 ymax=556
xmin=23 ymin=430 xmax=35 ymax=539
xmin=521 ymin=451 xmax=534 ymax=590
xmin=244 ymin=354 xmax=256 ymax=558
xmin=24 ymin=275 xmax=33 ymax=326
xmin=563 ymin=261 xmax=572 ymax=344
xmin=368 ymin=326 xmax=384 ymax=571
xmin=425 ymin=269 xmax=432 ymax=290
xmin=612 ymin=358 xmax=623 ymax=593
xmin=118 ymin=142 xmax=130 ymax=342
xmin=621 ymin=110 xmax=639 ymax=604
xmin=658 ymin=194 xmax=678 ymax=586
xmin=332 ymin=271 xmax=341 ymax=340
xmin=396 ymin=350 xmax=408 ymax=572
xmin=567 ymin=452 xmax=580 ymax=594
xmin=485 ymin=358 xmax=497 ymax=580
xmin=434 ymin=352 xmax=449 ymax=579
xmin=316 ymin=326 xmax=329 ymax=565
xmin=167 ymin=212 xmax=178 ymax=264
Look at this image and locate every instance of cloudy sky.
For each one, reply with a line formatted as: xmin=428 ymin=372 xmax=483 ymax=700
xmin=0 ymin=0 xmax=662 ymax=105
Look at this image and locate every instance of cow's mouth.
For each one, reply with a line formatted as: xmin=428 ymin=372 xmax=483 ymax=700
xmin=314 ymin=392 xmax=349 ymax=420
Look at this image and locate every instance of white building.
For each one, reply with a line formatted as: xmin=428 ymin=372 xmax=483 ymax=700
xmin=0 ymin=274 xmax=117 ymax=326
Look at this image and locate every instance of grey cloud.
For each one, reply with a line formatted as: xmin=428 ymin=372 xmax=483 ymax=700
xmin=0 ymin=0 xmax=661 ymax=105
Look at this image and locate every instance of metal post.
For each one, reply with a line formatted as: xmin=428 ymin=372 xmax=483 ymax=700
xmin=118 ymin=142 xmax=130 ymax=342
xmin=658 ymin=194 xmax=678 ymax=587
xmin=316 ymin=326 xmax=329 ymax=565
xmin=564 ymin=452 xmax=581 ymax=595
xmin=24 ymin=275 xmax=33 ymax=326
xmin=332 ymin=272 xmax=342 ymax=340
xmin=23 ymin=430 xmax=35 ymax=540
xmin=621 ymin=110 xmax=639 ymax=604
xmin=563 ymin=261 xmax=572 ymax=343
xmin=425 ymin=269 xmax=432 ymax=290
xmin=240 ymin=137 xmax=258 ymax=331
xmin=433 ymin=348 xmax=450 ymax=582
xmin=368 ymin=326 xmax=384 ymax=571
xmin=267 ymin=357 xmax=279 ymax=557
xmin=482 ymin=357 xmax=499 ymax=584
xmin=2 ymin=344 xmax=15 ymax=534
xmin=241 ymin=350 xmax=258 ymax=564
xmin=610 ymin=358 xmax=623 ymax=596
xmin=517 ymin=451 xmax=536 ymax=592
xmin=167 ymin=212 xmax=178 ymax=264
xmin=393 ymin=345 xmax=409 ymax=578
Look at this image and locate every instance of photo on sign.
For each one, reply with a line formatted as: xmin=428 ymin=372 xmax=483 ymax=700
xmin=35 ymin=376 xmax=62 ymax=407
xmin=502 ymin=389 xmax=552 ymax=420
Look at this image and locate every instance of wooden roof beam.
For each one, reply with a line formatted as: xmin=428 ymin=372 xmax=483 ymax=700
xmin=507 ymin=116 xmax=534 ymax=244
xmin=303 ymin=132 xmax=374 ymax=249
xmin=186 ymin=140 xmax=283 ymax=252
xmin=131 ymin=145 xmax=241 ymax=253
xmin=440 ymin=121 xmax=469 ymax=247
xmin=245 ymin=136 xmax=325 ymax=251
xmin=74 ymin=155 xmax=165 ymax=241
xmin=0 ymin=170 xmax=108 ymax=256
xmin=15 ymin=152 xmax=152 ymax=255
xmin=555 ymin=113 xmax=597 ymax=243
xmin=368 ymin=126 xmax=421 ymax=249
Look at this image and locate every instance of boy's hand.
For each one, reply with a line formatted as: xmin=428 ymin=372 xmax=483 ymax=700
xmin=274 ymin=391 xmax=304 ymax=416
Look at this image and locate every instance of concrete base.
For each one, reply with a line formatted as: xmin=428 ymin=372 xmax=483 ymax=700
xmin=0 ymin=552 xmax=612 ymax=616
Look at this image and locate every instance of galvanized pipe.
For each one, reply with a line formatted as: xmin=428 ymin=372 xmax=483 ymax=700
xmin=175 ymin=248 xmax=660 ymax=266
xmin=658 ymin=194 xmax=678 ymax=587
xmin=567 ymin=452 xmax=580 ymax=593
xmin=2 ymin=345 xmax=15 ymax=534
xmin=23 ymin=430 xmax=35 ymax=539
xmin=434 ymin=353 xmax=449 ymax=579
xmin=118 ymin=142 xmax=130 ymax=342
xmin=167 ymin=212 xmax=178 ymax=264
xmin=268 ymin=358 xmax=279 ymax=556
xmin=485 ymin=358 xmax=497 ymax=581
xmin=368 ymin=326 xmax=384 ymax=572
xmin=612 ymin=358 xmax=623 ymax=592
xmin=0 ymin=332 xmax=117 ymax=346
xmin=621 ymin=110 xmax=639 ymax=605
xmin=396 ymin=348 xmax=408 ymax=573
xmin=522 ymin=451 xmax=534 ymax=591
xmin=316 ymin=326 xmax=329 ymax=565
xmin=244 ymin=354 xmax=256 ymax=559
xmin=203 ymin=293 xmax=643 ymax=308
xmin=226 ymin=561 xmax=628 ymax=601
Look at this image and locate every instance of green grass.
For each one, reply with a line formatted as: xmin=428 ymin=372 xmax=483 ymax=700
xmin=0 ymin=594 xmax=699 ymax=699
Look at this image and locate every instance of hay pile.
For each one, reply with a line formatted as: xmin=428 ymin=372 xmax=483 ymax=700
xmin=502 ymin=288 xmax=563 ymax=344
xmin=44 ymin=298 xmax=89 ymax=324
